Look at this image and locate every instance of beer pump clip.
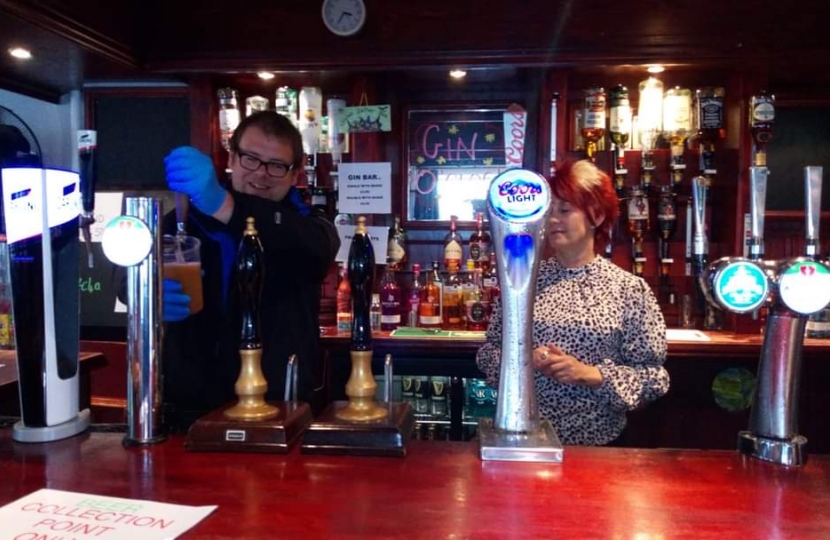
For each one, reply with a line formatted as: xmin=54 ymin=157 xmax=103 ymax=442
xmin=701 ymin=166 xmax=830 ymax=466
xmin=478 ymin=168 xmax=563 ymax=463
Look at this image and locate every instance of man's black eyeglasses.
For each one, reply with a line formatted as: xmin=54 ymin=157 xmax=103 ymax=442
xmin=236 ymin=150 xmax=294 ymax=178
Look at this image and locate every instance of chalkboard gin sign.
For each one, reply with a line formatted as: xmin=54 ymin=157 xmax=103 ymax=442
xmin=407 ymin=107 xmax=516 ymax=222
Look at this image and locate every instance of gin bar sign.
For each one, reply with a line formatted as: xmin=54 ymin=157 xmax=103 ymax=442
xmin=338 ymin=162 xmax=392 ymax=214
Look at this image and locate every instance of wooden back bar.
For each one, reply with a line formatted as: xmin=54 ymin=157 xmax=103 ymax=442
xmin=1 ymin=431 xmax=829 ymax=539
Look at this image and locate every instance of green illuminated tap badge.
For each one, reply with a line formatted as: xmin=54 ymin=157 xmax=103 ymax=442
xmin=714 ymin=261 xmax=768 ymax=313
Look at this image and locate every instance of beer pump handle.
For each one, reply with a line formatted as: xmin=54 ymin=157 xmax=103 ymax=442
xmin=175 ymin=193 xmax=189 ymax=237
xmin=78 ymin=130 xmax=97 ymax=268
xmin=383 ymin=354 xmax=393 ymax=403
xmin=284 ymin=354 xmax=298 ymax=401
xmin=804 ymin=166 xmax=823 ymax=257
xmin=749 ymin=167 xmax=769 ymax=260
xmin=237 ymin=217 xmax=264 ymax=348
xmin=691 ymin=176 xmax=708 ymax=265
xmin=348 ymin=216 xmax=375 ymax=350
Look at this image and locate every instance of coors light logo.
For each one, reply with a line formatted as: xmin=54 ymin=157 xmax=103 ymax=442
xmin=490 ymin=174 xmax=546 ymax=220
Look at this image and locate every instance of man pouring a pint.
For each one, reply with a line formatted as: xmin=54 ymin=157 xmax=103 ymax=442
xmin=162 ymin=111 xmax=340 ymax=431
xmin=476 ymin=160 xmax=669 ymax=445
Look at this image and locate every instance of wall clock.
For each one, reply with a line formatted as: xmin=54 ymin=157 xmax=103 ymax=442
xmin=322 ymin=0 xmax=366 ymax=37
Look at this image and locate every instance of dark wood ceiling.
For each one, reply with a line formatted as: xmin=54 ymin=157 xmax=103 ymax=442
xmin=2 ymin=0 xmax=830 ymax=102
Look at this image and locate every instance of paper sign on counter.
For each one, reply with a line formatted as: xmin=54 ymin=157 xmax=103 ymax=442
xmin=0 ymin=489 xmax=216 ymax=540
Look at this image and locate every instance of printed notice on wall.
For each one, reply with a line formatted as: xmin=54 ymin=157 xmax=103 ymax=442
xmin=338 ymin=162 xmax=391 ymax=214
xmin=0 ymin=489 xmax=216 ymax=540
xmin=334 ymin=225 xmax=389 ymax=265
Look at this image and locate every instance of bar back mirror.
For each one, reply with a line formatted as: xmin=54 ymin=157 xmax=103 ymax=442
xmin=405 ymin=105 xmax=519 ymax=223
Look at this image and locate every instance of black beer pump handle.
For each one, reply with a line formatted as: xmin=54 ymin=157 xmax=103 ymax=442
xmin=348 ymin=216 xmax=375 ymax=351
xmin=77 ymin=130 xmax=96 ymax=216
xmin=237 ymin=217 xmax=265 ymax=349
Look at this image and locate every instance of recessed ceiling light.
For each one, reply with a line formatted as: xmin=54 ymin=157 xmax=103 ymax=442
xmin=8 ymin=47 xmax=32 ymax=60
xmin=449 ymin=69 xmax=467 ymax=79
xmin=647 ymin=65 xmax=665 ymax=74
xmin=257 ymin=71 xmax=275 ymax=80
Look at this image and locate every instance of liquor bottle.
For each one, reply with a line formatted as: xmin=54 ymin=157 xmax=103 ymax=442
xmin=370 ymin=293 xmax=382 ymax=333
xmin=406 ymin=263 xmax=423 ymax=327
xmin=483 ymin=252 xmax=500 ymax=303
xmin=443 ymin=215 xmax=463 ymax=271
xmin=387 ymin=215 xmax=407 ymax=270
xmin=694 ymin=87 xmax=726 ymax=175
xmin=663 ymin=86 xmax=692 ymax=187
xmin=442 ymin=264 xmax=464 ymax=330
xmin=638 ymin=77 xmax=664 ymax=193
xmin=327 ymin=98 xmax=348 ymax=165
xmin=299 ymin=86 xmax=323 ymax=158
xmin=275 ymin=86 xmax=299 ymax=126
xmin=581 ymin=86 xmax=606 ymax=161
xmin=217 ymin=87 xmax=240 ymax=151
xmin=627 ymin=187 xmax=650 ymax=277
xmin=464 ymin=267 xmax=489 ymax=331
xmin=609 ymin=84 xmax=632 ymax=195
xmin=419 ymin=261 xmax=443 ymax=328
xmin=336 ymin=264 xmax=352 ymax=333
xmin=461 ymin=259 xmax=476 ymax=301
xmin=468 ymin=212 xmax=491 ymax=270
xmin=0 ymin=240 xmax=13 ymax=350
xmin=311 ymin=184 xmax=328 ymax=216
xmin=749 ymin=90 xmax=775 ymax=167
xmin=656 ymin=185 xmax=677 ymax=286
xmin=379 ymin=263 xmax=401 ymax=331
xmin=245 ymin=95 xmax=269 ymax=117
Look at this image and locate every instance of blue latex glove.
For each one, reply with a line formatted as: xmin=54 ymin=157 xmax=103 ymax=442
xmin=164 ymin=146 xmax=226 ymax=215
xmin=286 ymin=186 xmax=311 ymax=217
xmin=162 ymin=279 xmax=191 ymax=322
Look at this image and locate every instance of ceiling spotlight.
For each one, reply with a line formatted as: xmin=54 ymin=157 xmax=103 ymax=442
xmin=8 ymin=47 xmax=32 ymax=60
xmin=647 ymin=65 xmax=665 ymax=74
xmin=449 ymin=69 xmax=467 ymax=79
xmin=257 ymin=71 xmax=275 ymax=80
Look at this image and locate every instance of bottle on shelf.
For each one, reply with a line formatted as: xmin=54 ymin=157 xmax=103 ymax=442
xmin=581 ymin=86 xmax=607 ymax=162
xmin=0 ymin=240 xmax=14 ymax=350
xmin=482 ymin=252 xmax=500 ymax=304
xmin=245 ymin=95 xmax=269 ymax=117
xmin=419 ymin=261 xmax=443 ymax=328
xmin=609 ymin=84 xmax=632 ymax=196
xmin=627 ymin=186 xmax=650 ymax=277
xmin=217 ymin=87 xmax=241 ymax=152
xmin=369 ymin=293 xmax=382 ymax=333
xmin=694 ymin=86 xmax=726 ymax=177
xmin=406 ymin=263 xmax=423 ymax=327
xmin=443 ymin=215 xmax=463 ymax=272
xmin=468 ymin=212 xmax=491 ymax=270
xmin=379 ymin=262 xmax=401 ymax=331
xmin=335 ymin=264 xmax=352 ymax=333
xmin=663 ymin=86 xmax=692 ymax=187
xmin=387 ymin=215 xmax=407 ymax=270
xmin=442 ymin=263 xmax=464 ymax=330
xmin=749 ymin=90 xmax=775 ymax=167
xmin=275 ymin=86 xmax=299 ymax=127
xmin=464 ymin=266 xmax=488 ymax=331
xmin=637 ymin=76 xmax=664 ymax=193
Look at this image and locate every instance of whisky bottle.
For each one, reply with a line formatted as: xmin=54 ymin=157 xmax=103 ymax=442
xmin=443 ymin=215 xmax=463 ymax=271
xmin=379 ymin=263 xmax=401 ymax=331
xmin=638 ymin=77 xmax=664 ymax=193
xmin=406 ymin=263 xmax=423 ymax=327
xmin=656 ymin=185 xmax=677 ymax=283
xmin=387 ymin=215 xmax=407 ymax=270
xmin=217 ymin=87 xmax=240 ymax=152
xmin=483 ymin=252 xmax=500 ymax=304
xmin=468 ymin=212 xmax=491 ymax=269
xmin=442 ymin=264 xmax=464 ymax=330
xmin=464 ymin=267 xmax=489 ymax=331
xmin=694 ymin=87 xmax=726 ymax=175
xmin=663 ymin=87 xmax=692 ymax=186
xmin=749 ymin=91 xmax=775 ymax=167
xmin=419 ymin=261 xmax=443 ymax=328
xmin=609 ymin=84 xmax=632 ymax=195
xmin=627 ymin=187 xmax=650 ymax=277
xmin=581 ymin=86 xmax=606 ymax=161
xmin=335 ymin=264 xmax=352 ymax=333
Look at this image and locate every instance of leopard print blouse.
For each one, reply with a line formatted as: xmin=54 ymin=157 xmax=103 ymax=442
xmin=476 ymin=255 xmax=670 ymax=446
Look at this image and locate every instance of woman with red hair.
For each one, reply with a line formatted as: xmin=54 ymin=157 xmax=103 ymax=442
xmin=476 ymin=160 xmax=669 ymax=445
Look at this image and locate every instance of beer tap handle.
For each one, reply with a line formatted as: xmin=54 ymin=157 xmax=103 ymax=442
xmin=749 ymin=167 xmax=769 ymax=260
xmin=237 ymin=217 xmax=264 ymax=348
xmin=348 ymin=216 xmax=375 ymax=350
xmin=77 ymin=130 xmax=97 ymax=268
xmin=804 ymin=166 xmax=823 ymax=258
xmin=284 ymin=354 xmax=298 ymax=401
xmin=175 ymin=193 xmax=189 ymax=238
xmin=383 ymin=354 xmax=393 ymax=403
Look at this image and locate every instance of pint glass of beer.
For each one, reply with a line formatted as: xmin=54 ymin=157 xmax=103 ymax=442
xmin=162 ymin=235 xmax=204 ymax=314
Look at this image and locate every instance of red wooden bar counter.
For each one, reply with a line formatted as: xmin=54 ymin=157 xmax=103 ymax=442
xmin=1 ymin=430 xmax=828 ymax=539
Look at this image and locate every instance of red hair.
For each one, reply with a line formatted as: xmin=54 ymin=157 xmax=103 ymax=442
xmin=548 ymin=160 xmax=619 ymax=250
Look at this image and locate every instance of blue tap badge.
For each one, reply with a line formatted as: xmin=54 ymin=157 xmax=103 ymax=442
xmin=713 ymin=261 xmax=769 ymax=313
xmin=778 ymin=260 xmax=830 ymax=315
xmin=487 ymin=169 xmax=550 ymax=222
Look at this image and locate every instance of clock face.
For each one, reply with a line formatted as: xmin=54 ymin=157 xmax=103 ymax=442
xmin=322 ymin=0 xmax=366 ymax=37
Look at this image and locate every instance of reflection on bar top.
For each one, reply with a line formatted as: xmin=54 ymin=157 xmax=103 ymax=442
xmin=666 ymin=329 xmax=711 ymax=342
xmin=391 ymin=328 xmax=713 ymax=342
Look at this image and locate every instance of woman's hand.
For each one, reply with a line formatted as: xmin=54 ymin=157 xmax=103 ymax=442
xmin=533 ymin=345 xmax=603 ymax=388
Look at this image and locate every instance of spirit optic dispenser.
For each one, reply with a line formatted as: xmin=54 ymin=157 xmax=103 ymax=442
xmin=701 ymin=166 xmax=829 ymax=467
xmin=637 ymin=77 xmax=664 ymax=193
xmin=581 ymin=87 xmax=606 ymax=162
xmin=478 ymin=168 xmax=563 ymax=463
xmin=663 ymin=87 xmax=692 ymax=188
xmin=609 ymin=84 xmax=632 ymax=197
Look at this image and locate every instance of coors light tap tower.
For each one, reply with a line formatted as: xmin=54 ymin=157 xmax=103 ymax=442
xmin=478 ymin=168 xmax=563 ymax=463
